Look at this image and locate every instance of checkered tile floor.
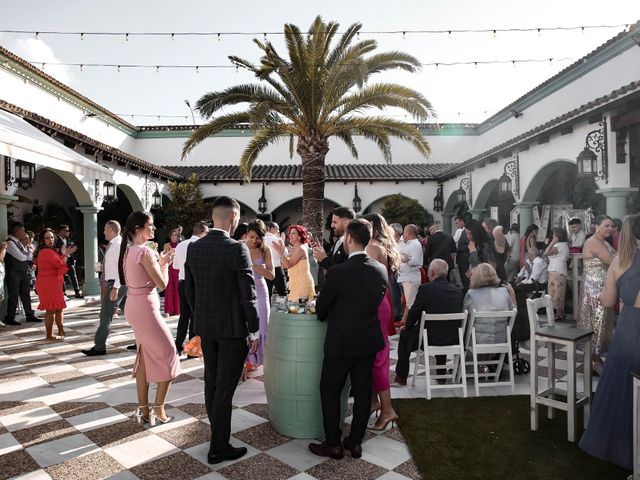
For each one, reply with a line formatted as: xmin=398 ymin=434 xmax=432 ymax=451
xmin=0 ymin=297 xmax=593 ymax=479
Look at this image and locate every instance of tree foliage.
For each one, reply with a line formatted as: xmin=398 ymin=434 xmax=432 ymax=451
xmin=164 ymin=174 xmax=208 ymax=235
xmin=183 ymin=15 xmax=434 ymax=238
xmin=573 ymin=175 xmax=599 ymax=210
xmin=380 ymin=194 xmax=433 ymax=227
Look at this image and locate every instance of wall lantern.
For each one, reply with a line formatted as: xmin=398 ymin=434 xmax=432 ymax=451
xmin=151 ymin=188 xmax=162 ymax=210
xmin=5 ymin=157 xmax=36 ymax=190
xmin=577 ymin=119 xmax=608 ymax=183
xmin=498 ymin=152 xmax=520 ymax=198
xmin=577 ymin=147 xmax=597 ymax=176
xmin=352 ymin=183 xmax=362 ymax=213
xmin=258 ymin=183 xmax=267 ymax=213
xmin=103 ymin=181 xmax=118 ymax=204
xmin=456 ymin=175 xmax=472 ymax=205
xmin=433 ymin=183 xmax=444 ymax=212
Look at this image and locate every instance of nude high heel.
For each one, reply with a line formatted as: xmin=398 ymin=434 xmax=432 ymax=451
xmin=152 ymin=404 xmax=174 ymax=425
xmin=134 ymin=405 xmax=149 ymax=425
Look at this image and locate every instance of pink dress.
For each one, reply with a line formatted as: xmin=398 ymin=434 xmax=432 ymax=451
xmin=124 ymin=244 xmax=180 ymax=383
xmin=164 ymin=241 xmax=180 ymax=316
xmin=372 ymin=269 xmax=393 ymax=393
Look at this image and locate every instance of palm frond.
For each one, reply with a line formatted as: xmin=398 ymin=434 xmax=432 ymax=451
xmin=239 ymin=127 xmax=288 ymax=178
xmin=182 ymin=111 xmax=252 ymax=159
xmin=334 ymin=130 xmax=359 ymax=160
xmin=195 ymin=84 xmax=286 ymax=119
xmin=365 ymin=52 xmax=422 ymax=75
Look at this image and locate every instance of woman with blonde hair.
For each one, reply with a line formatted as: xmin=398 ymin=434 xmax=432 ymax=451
xmin=580 ymin=214 xmax=640 ymax=470
xmin=363 ymin=212 xmax=401 ymax=431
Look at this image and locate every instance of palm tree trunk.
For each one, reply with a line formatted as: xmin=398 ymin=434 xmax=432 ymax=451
xmin=298 ymin=134 xmax=329 ymax=242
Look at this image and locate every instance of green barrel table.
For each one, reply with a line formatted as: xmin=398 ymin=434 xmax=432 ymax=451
xmin=264 ymin=309 xmax=348 ymax=438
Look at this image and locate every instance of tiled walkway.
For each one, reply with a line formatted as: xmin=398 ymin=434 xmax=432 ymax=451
xmin=0 ymin=299 xmax=559 ymax=480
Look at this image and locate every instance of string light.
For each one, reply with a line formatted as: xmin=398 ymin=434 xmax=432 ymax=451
xmin=23 ymin=57 xmax=574 ymax=71
xmin=125 ymin=33 xmax=129 ymax=42
xmin=171 ymin=33 xmax=175 ymax=41
xmin=80 ymin=33 xmax=84 ymax=41
xmin=217 ymin=33 xmax=221 ymax=41
xmin=402 ymin=31 xmax=406 ymax=40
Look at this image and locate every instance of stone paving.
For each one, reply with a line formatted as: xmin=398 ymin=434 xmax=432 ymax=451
xmin=0 ymin=297 xmax=585 ymax=480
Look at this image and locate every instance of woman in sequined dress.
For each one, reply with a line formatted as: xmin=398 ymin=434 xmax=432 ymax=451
xmin=577 ymin=215 xmax=616 ymax=374
xmin=579 ymin=213 xmax=640 ymax=471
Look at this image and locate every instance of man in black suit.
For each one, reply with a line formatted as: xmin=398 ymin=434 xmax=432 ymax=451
xmin=309 ymin=219 xmax=388 ymax=460
xmin=312 ymin=206 xmax=356 ymax=270
xmin=394 ymin=259 xmax=464 ymax=385
xmin=54 ymin=225 xmax=83 ymax=298
xmin=185 ymin=196 xmax=259 ymax=465
xmin=424 ymin=224 xmax=457 ymax=279
xmin=454 ymin=216 xmax=470 ymax=291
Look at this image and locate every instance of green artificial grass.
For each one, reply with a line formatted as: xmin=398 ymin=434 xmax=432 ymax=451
xmin=394 ymin=395 xmax=630 ymax=480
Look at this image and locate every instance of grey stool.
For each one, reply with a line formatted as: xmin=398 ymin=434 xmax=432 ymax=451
xmin=527 ymin=295 xmax=593 ymax=442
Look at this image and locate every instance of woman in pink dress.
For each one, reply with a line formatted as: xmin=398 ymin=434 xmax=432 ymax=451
xmin=363 ymin=213 xmax=401 ymax=431
xmin=118 ymin=211 xmax=181 ymax=426
xmin=162 ymin=229 xmax=180 ymax=316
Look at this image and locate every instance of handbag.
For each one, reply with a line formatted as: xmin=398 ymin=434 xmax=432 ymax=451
xmin=183 ymin=336 xmax=202 ymax=358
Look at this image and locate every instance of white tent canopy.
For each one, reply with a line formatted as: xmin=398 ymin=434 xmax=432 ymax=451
xmin=0 ymin=109 xmax=113 ymax=182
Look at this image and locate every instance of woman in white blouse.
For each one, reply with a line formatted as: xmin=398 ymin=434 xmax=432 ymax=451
xmin=544 ymin=227 xmax=570 ymax=321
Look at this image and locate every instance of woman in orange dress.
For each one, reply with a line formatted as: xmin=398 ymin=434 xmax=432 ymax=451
xmin=35 ymin=228 xmax=76 ymax=340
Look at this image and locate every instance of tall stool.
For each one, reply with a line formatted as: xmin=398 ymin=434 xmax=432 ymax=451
xmin=527 ymin=296 xmax=593 ymax=442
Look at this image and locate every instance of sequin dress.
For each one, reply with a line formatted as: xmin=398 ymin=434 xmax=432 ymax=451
xmin=576 ymin=241 xmax=615 ymax=356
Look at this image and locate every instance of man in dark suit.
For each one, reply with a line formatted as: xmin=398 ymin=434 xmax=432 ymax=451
xmin=424 ymin=224 xmax=457 ymax=279
xmin=54 ymin=224 xmax=83 ymax=298
xmin=394 ymin=259 xmax=464 ymax=385
xmin=185 ymin=196 xmax=259 ymax=465
xmin=312 ymin=206 xmax=356 ymax=270
xmin=454 ymin=215 xmax=470 ymax=291
xmin=309 ymin=219 xmax=388 ymax=460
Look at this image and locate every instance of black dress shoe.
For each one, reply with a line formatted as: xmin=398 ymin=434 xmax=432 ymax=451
xmin=343 ymin=437 xmax=362 ymax=458
xmin=207 ymin=446 xmax=248 ymax=464
xmin=74 ymin=293 xmax=84 ymax=299
xmin=308 ymin=442 xmax=344 ymax=459
xmin=126 ymin=344 xmax=137 ymax=351
xmin=4 ymin=319 xmax=21 ymax=326
xmin=26 ymin=316 xmax=41 ymax=323
xmin=81 ymin=347 xmax=106 ymax=356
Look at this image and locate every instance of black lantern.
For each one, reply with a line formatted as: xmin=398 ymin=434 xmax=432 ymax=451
xmin=577 ymin=146 xmax=597 ymax=176
xmin=433 ymin=183 xmax=444 ymax=212
xmin=14 ymin=159 xmax=36 ymax=190
xmin=258 ymin=183 xmax=267 ymax=213
xmin=498 ymin=172 xmax=512 ymax=194
xmin=151 ymin=188 xmax=162 ymax=210
xmin=352 ymin=184 xmax=362 ymax=213
xmin=455 ymin=188 xmax=466 ymax=203
xmin=103 ymin=181 xmax=118 ymax=204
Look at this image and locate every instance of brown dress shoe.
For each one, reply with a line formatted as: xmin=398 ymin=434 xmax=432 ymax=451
xmin=394 ymin=374 xmax=407 ymax=386
xmin=343 ymin=437 xmax=362 ymax=458
xmin=308 ymin=442 xmax=344 ymax=459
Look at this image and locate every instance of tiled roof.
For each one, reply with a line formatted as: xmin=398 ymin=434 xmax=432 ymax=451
xmin=0 ymin=100 xmax=182 ymax=180
xmin=439 ymin=78 xmax=640 ymax=180
xmin=166 ymin=163 xmax=453 ymax=182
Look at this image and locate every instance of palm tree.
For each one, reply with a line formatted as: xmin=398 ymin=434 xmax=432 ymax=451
xmin=183 ymin=15 xmax=435 ymax=238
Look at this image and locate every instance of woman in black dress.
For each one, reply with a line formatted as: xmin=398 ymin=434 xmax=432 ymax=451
xmin=579 ymin=213 xmax=640 ymax=470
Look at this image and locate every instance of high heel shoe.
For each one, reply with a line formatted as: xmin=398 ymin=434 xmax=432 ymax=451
xmin=370 ymin=405 xmax=381 ymax=418
xmin=368 ymin=414 xmax=398 ymax=431
xmin=153 ymin=404 xmax=174 ymax=425
xmin=134 ymin=405 xmax=150 ymax=425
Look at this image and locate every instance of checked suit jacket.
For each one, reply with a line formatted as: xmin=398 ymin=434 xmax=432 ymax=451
xmin=184 ymin=230 xmax=258 ymax=340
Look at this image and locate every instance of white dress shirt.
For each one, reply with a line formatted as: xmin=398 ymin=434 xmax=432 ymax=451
xmin=453 ymin=227 xmax=464 ymax=243
xmin=516 ymin=256 xmax=549 ymax=284
xmin=397 ymin=238 xmax=423 ymax=284
xmin=547 ymin=242 xmax=570 ymax=275
xmin=173 ymin=235 xmax=201 ymax=281
xmin=104 ymin=235 xmax=122 ymax=289
xmin=571 ymin=230 xmax=586 ymax=248
xmin=264 ymin=232 xmax=285 ymax=267
xmin=6 ymin=235 xmax=28 ymax=262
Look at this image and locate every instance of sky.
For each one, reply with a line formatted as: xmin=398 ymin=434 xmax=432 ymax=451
xmin=1 ymin=0 xmax=640 ymax=126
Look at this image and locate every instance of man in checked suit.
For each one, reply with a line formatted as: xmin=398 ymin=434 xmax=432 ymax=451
xmin=309 ymin=219 xmax=388 ymax=460
xmin=312 ymin=206 xmax=356 ymax=270
xmin=185 ymin=196 xmax=259 ymax=465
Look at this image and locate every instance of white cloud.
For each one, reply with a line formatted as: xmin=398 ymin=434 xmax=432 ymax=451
xmin=6 ymin=37 xmax=75 ymax=86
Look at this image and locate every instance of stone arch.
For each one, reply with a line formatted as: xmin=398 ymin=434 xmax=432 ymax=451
xmin=521 ymin=159 xmax=576 ymax=204
xmin=363 ymin=193 xmax=416 ymax=214
xmin=38 ymin=166 xmax=93 ymax=206
xmin=115 ymin=183 xmax=144 ymax=211
xmin=473 ymin=179 xmax=498 ymax=211
xmin=443 ymin=189 xmax=464 ymax=216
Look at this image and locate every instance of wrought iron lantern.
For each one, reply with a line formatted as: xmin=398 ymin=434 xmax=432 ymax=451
xmin=151 ymin=188 xmax=162 ymax=210
xmin=455 ymin=188 xmax=466 ymax=203
xmin=258 ymin=183 xmax=267 ymax=213
xmin=103 ymin=181 xmax=118 ymax=204
xmin=433 ymin=183 xmax=444 ymax=212
xmin=577 ymin=146 xmax=597 ymax=176
xmin=6 ymin=159 xmax=36 ymax=190
xmin=498 ymin=172 xmax=512 ymax=194
xmin=352 ymin=184 xmax=362 ymax=213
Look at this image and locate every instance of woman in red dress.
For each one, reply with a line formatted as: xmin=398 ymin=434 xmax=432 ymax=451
xmin=162 ymin=229 xmax=180 ymax=316
xmin=35 ymin=228 xmax=76 ymax=340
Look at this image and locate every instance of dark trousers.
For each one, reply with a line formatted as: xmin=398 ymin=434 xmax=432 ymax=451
xmin=395 ymin=327 xmax=448 ymax=379
xmin=94 ymin=281 xmax=127 ymax=350
xmin=201 ymin=336 xmax=248 ymax=453
xmin=320 ymin=354 xmax=375 ymax=447
xmin=457 ymin=259 xmax=470 ymax=292
xmin=64 ymin=261 xmax=81 ymax=294
xmin=175 ymin=281 xmax=194 ymax=352
xmin=5 ymin=270 xmax=34 ymax=321
xmin=265 ymin=266 xmax=286 ymax=300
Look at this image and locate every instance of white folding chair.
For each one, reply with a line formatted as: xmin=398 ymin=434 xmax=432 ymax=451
xmin=412 ymin=311 xmax=468 ymax=399
xmin=466 ymin=308 xmax=517 ymax=397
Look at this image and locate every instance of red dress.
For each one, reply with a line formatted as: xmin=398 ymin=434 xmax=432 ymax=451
xmin=163 ymin=241 xmax=180 ymax=315
xmin=35 ymin=248 xmax=68 ymax=310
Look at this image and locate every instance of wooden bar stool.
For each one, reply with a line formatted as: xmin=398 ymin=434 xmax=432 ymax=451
xmin=527 ymin=296 xmax=593 ymax=442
